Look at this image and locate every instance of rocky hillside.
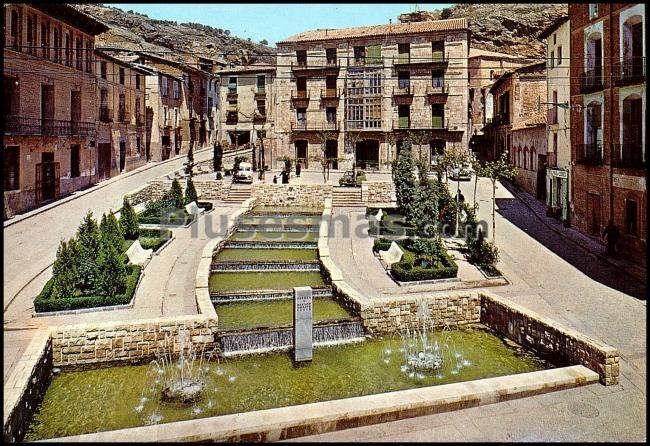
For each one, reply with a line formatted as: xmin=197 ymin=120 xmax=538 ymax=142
xmin=399 ymin=3 xmax=568 ymax=58
xmin=74 ymin=4 xmax=275 ymax=65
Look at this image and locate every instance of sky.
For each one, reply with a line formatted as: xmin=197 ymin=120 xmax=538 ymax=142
xmin=107 ymin=3 xmax=454 ymax=46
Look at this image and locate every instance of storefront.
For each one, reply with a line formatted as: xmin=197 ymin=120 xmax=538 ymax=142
xmin=546 ymin=167 xmax=570 ymax=224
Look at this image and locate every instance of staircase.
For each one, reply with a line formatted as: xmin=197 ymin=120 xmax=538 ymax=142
xmin=224 ymin=184 xmax=252 ymax=204
xmin=332 ymin=187 xmax=364 ymax=207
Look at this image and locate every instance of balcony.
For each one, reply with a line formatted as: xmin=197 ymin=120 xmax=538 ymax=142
xmin=290 ymin=120 xmax=339 ymax=132
xmin=391 ymin=117 xmax=450 ymax=131
xmin=227 ymin=91 xmax=238 ymax=102
xmin=291 ymin=90 xmax=310 ymax=106
xmin=99 ymin=108 xmax=111 ymax=123
xmin=392 ymin=117 xmax=411 ymax=130
xmin=392 ymin=85 xmax=414 ymax=97
xmin=547 ymin=107 xmax=558 ymax=125
xmin=492 ymin=113 xmax=510 ymax=126
xmin=291 ymin=59 xmax=340 ymax=74
xmin=611 ymin=144 xmax=646 ymax=170
xmin=320 ymin=88 xmax=341 ymax=100
xmin=575 ymin=144 xmax=603 ymax=165
xmin=580 ymin=68 xmax=603 ymax=94
xmin=613 ymin=57 xmax=646 ymax=86
xmin=347 ymin=120 xmax=382 ymax=131
xmin=426 ymin=83 xmax=449 ymax=104
xmin=4 ymin=115 xmax=95 ymax=137
xmin=253 ymin=113 xmax=267 ymax=124
xmin=291 ymin=120 xmax=307 ymax=131
xmin=254 ymin=88 xmax=266 ymax=98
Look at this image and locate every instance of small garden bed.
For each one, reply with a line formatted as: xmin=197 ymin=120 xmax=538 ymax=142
xmin=365 ymin=207 xmax=417 ymax=237
xmin=123 ymin=228 xmax=173 ymax=252
xmin=373 ymin=237 xmax=458 ymax=282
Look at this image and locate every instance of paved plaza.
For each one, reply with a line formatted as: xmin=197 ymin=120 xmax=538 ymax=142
xmin=3 ymin=167 xmax=646 ymax=441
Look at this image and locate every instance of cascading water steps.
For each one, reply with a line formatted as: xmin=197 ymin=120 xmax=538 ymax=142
xmin=210 ymin=205 xmax=367 ymax=355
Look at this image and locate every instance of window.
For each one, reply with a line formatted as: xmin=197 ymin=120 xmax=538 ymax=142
xmin=557 ymin=46 xmax=563 ymax=65
xmin=326 ymin=48 xmax=337 ymax=65
xmin=296 ymin=107 xmax=307 ymax=122
xmin=99 ymin=88 xmax=109 ymax=122
xmin=119 ymin=67 xmax=125 ymax=85
xmin=173 ymin=80 xmax=180 ymax=99
xmin=135 ymin=98 xmax=142 ymax=124
xmin=398 ymin=71 xmax=410 ymax=90
xmin=257 ymin=74 xmax=265 ymax=91
xmin=135 ymin=74 xmax=141 ymax=90
xmin=65 ymin=32 xmax=72 ymax=67
xmin=553 ymin=132 xmax=558 ymax=154
xmin=432 ymin=41 xmax=445 ymax=61
xmin=226 ymin=111 xmax=237 ymax=124
xmin=589 ymin=4 xmax=598 ymax=20
xmin=163 ymin=106 xmax=168 ymax=123
xmin=326 ymin=107 xmax=336 ymax=123
xmin=432 ymin=104 xmax=444 ymax=128
xmin=53 ymin=27 xmax=61 ymax=63
xmin=257 ymin=100 xmax=266 ymax=116
xmin=553 ymin=33 xmax=557 ymax=45
xmin=10 ymin=9 xmax=20 ymax=51
xmin=118 ymin=94 xmax=126 ymax=122
xmin=397 ymin=43 xmax=410 ymax=63
xmin=26 ymin=14 xmax=36 ymax=55
xmin=100 ymin=61 xmax=107 ymax=79
xmin=366 ymin=44 xmax=381 ymax=65
xmin=432 ymin=69 xmax=444 ymax=88
xmin=296 ymin=76 xmax=307 ymax=95
xmin=3 ymin=146 xmax=20 ymax=191
xmin=228 ymin=76 xmax=237 ymax=92
xmin=41 ymin=21 xmax=50 ymax=59
xmin=85 ymin=40 xmax=92 ymax=73
xmin=4 ymin=76 xmax=20 ymax=116
xmin=325 ymin=74 xmax=337 ymax=92
xmin=498 ymin=91 xmax=510 ymax=123
xmin=549 ymin=51 xmax=554 ymax=68
xmin=76 ymin=37 xmax=83 ymax=70
xmin=161 ymin=76 xmax=168 ymax=96
xmin=624 ymin=198 xmax=638 ymax=235
xmin=136 ymin=137 xmax=142 ymax=155
xmin=296 ymin=50 xmax=307 ymax=66
xmin=70 ymin=145 xmax=80 ymax=178
xmin=353 ymin=46 xmax=365 ymax=63
xmin=398 ymin=104 xmax=410 ymax=128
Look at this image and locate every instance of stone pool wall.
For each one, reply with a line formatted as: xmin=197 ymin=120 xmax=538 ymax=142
xmin=361 ymin=181 xmax=395 ymax=205
xmin=3 ymin=330 xmax=52 ymax=443
xmin=252 ymin=184 xmax=332 ymax=207
xmin=479 ymin=291 xmax=620 ymax=385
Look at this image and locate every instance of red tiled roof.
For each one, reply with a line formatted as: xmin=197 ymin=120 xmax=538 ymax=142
xmin=512 ymin=111 xmax=547 ymax=130
xmin=278 ymin=18 xmax=468 ymax=44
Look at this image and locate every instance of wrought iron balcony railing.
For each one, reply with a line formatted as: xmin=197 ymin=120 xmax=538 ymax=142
xmin=613 ymin=57 xmax=646 ymax=86
xmin=392 ymin=85 xmax=413 ymax=96
xmin=580 ymin=68 xmax=604 ymax=93
xmin=4 ymin=115 xmax=95 ymax=137
xmin=611 ymin=144 xmax=646 ymax=169
xmin=575 ymin=143 xmax=603 ymax=165
xmin=320 ymin=88 xmax=341 ymax=99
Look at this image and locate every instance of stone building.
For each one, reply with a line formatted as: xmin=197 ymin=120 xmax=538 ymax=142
xmin=3 ymin=3 xmax=108 ymax=216
xmin=467 ymin=48 xmax=534 ymax=157
xmin=540 ymin=16 xmax=571 ymax=224
xmin=218 ymin=64 xmax=276 ymax=169
xmin=510 ymin=112 xmax=547 ymax=198
xmin=135 ymin=52 xmax=212 ymax=162
xmin=94 ymin=49 xmax=150 ymax=178
xmin=198 ymin=56 xmax=223 ymax=148
xmin=274 ymin=17 xmax=470 ymax=172
xmin=483 ymin=62 xmax=547 ymax=164
xmin=569 ymin=3 xmax=646 ymax=265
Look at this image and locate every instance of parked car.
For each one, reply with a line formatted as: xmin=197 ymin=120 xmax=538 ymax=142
xmin=233 ymin=162 xmax=253 ymax=183
xmin=448 ymin=164 xmax=472 ymax=181
xmin=338 ymin=170 xmax=366 ymax=187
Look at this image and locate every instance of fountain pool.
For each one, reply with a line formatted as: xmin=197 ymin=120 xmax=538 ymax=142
xmin=209 ymin=271 xmax=325 ymax=293
xmin=213 ymin=248 xmax=318 ymax=262
xmin=229 ymin=231 xmax=320 ymax=242
xmin=25 ymin=325 xmax=551 ymax=440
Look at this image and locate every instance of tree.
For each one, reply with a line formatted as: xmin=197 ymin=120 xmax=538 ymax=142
xmin=170 ymin=178 xmax=184 ymax=208
xmin=345 ymin=131 xmax=362 ymax=174
xmin=405 ymin=131 xmax=429 ymax=164
xmin=52 ymin=239 xmax=79 ymax=299
xmin=483 ymin=151 xmax=518 ymax=240
xmin=314 ymin=129 xmax=339 ymax=183
xmin=409 ymin=176 xmax=439 ymax=237
xmin=392 ymin=139 xmax=417 ymax=217
xmin=213 ymin=141 xmax=223 ymax=172
xmin=100 ymin=212 xmax=125 ymax=252
xmin=260 ymin=39 xmax=268 ymax=46
xmin=184 ymin=144 xmax=194 ymax=176
xmin=75 ymin=211 xmax=101 ymax=293
xmin=120 ymin=197 xmax=139 ymax=240
xmin=469 ymin=154 xmax=488 ymax=212
xmin=95 ymin=243 xmax=127 ymax=297
xmin=184 ymin=176 xmax=198 ymax=204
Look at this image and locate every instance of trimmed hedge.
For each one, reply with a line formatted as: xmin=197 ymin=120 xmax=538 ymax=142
xmin=138 ymin=208 xmax=193 ymax=225
xmin=374 ymin=237 xmax=458 ymax=282
xmin=373 ymin=238 xmax=393 ymax=252
xmin=34 ymin=265 xmax=142 ymax=312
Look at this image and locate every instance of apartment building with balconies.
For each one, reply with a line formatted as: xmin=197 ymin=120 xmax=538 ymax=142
xmin=569 ymin=3 xmax=646 ymax=266
xmin=3 ymin=3 xmax=108 ymax=216
xmin=540 ymin=16 xmax=572 ymax=224
xmin=218 ymin=64 xmax=276 ymax=169
xmin=274 ymin=17 xmax=469 ymax=172
xmin=94 ymin=49 xmax=150 ymax=178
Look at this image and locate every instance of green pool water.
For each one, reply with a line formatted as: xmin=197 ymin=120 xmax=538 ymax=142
xmin=214 ymin=248 xmax=318 ymax=262
xmin=237 ymin=215 xmax=322 ymax=225
xmin=25 ymin=327 xmax=551 ymax=440
xmin=209 ymin=271 xmax=326 ymax=293
xmin=216 ymin=297 xmax=352 ymax=330
xmin=230 ymin=231 xmax=319 ymax=242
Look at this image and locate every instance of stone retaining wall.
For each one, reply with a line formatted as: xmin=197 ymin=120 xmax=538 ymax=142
xmin=194 ymin=179 xmax=231 ymax=201
xmin=479 ymin=291 xmax=620 ymax=385
xmin=361 ymin=181 xmax=395 ymax=204
xmin=124 ymin=180 xmax=166 ymax=206
xmin=252 ymin=184 xmax=332 ymax=207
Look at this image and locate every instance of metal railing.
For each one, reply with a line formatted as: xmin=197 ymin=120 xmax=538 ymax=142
xmin=580 ymin=68 xmax=604 ymax=93
xmin=392 ymin=53 xmax=448 ymax=66
xmin=614 ymin=57 xmax=646 ymax=85
xmin=392 ymin=85 xmax=413 ymax=96
xmin=611 ymin=144 xmax=646 ymax=169
xmin=291 ymin=90 xmax=310 ymax=100
xmin=4 ymin=115 xmax=95 ymax=136
xmin=575 ymin=143 xmax=603 ymax=165
xmin=426 ymin=83 xmax=448 ymax=95
xmin=290 ymin=120 xmax=339 ymax=131
xmin=320 ymin=88 xmax=341 ymax=99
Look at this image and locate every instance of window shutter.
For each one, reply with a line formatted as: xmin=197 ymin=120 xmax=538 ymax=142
xmin=366 ymin=45 xmax=381 ymax=65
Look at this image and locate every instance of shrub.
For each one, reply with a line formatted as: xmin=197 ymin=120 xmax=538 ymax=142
xmin=467 ymin=227 xmax=500 ymax=267
xmin=184 ymin=177 xmax=198 ymax=205
xmin=75 ymin=211 xmax=101 ymax=293
xmin=392 ymin=141 xmax=416 ymax=216
xmin=51 ymin=239 xmax=79 ymax=299
xmin=373 ymin=238 xmax=393 ymax=252
xmin=170 ymin=178 xmax=184 ymax=208
xmin=120 ymin=197 xmax=139 ymax=240
xmin=94 ymin=243 xmax=127 ymax=297
xmin=391 ymin=258 xmax=458 ymax=282
xmin=35 ymin=265 xmax=141 ymax=312
xmin=388 ymin=238 xmax=458 ymax=282
xmin=100 ymin=212 xmax=125 ymax=252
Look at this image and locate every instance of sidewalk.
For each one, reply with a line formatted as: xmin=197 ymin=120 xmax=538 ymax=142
xmin=504 ymin=181 xmax=646 ymax=285
xmin=3 ymin=147 xmax=211 ymax=228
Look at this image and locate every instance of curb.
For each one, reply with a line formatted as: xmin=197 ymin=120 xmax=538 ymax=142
xmin=3 ymin=147 xmax=212 ymax=228
xmin=507 ymin=182 xmax=645 ymax=284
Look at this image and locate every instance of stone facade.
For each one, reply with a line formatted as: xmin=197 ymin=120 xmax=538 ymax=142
xmin=480 ymin=291 xmax=620 ymax=385
xmin=251 ymin=183 xmax=331 ymax=207
xmin=274 ymin=18 xmax=470 ymax=172
xmin=3 ymin=4 xmax=108 ymax=216
xmin=361 ymin=181 xmax=395 ymax=204
xmin=510 ymin=118 xmax=547 ymax=197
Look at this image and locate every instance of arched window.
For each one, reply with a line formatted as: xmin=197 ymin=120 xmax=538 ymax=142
xmin=621 ymin=93 xmax=643 ymax=165
xmin=523 ymin=147 xmax=528 ymax=170
xmin=530 ymin=147 xmax=535 ymax=170
xmin=622 ymin=15 xmax=644 ymax=80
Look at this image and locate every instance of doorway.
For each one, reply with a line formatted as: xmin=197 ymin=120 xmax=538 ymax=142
xmin=587 ymin=192 xmax=602 ymax=236
xmin=36 ymin=152 xmax=58 ymax=203
xmin=119 ymin=141 xmax=126 ymax=172
xmin=295 ymin=140 xmax=308 ymax=168
xmin=97 ymin=143 xmax=111 ymax=180
xmin=326 ymin=139 xmax=338 ymax=169
xmin=355 ymin=139 xmax=379 ymax=169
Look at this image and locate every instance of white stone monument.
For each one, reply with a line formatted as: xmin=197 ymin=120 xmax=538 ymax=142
xmin=374 ymin=208 xmax=384 ymax=221
xmin=125 ymin=240 xmax=153 ymax=266
xmin=185 ymin=201 xmax=205 ymax=216
xmin=379 ymin=241 xmax=404 ymax=268
xmin=293 ymin=286 xmax=313 ymax=363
